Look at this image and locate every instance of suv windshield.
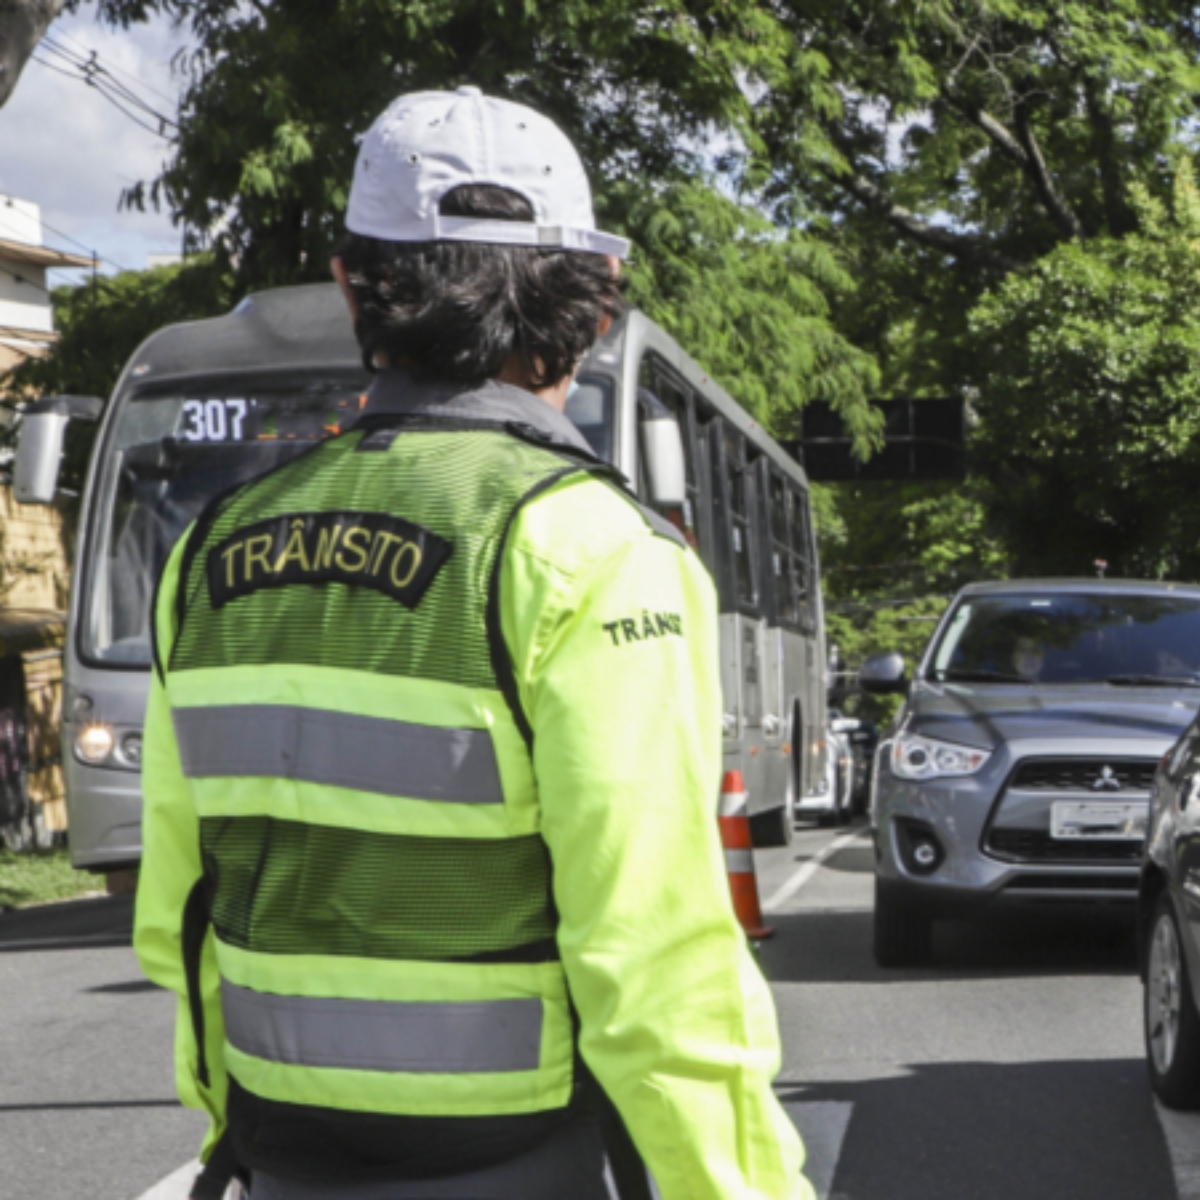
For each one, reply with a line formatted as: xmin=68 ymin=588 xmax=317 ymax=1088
xmin=929 ymin=591 xmax=1200 ymax=686
xmin=82 ymin=381 xmax=365 ymax=667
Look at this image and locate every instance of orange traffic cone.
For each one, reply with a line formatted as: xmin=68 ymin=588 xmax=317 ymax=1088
xmin=718 ymin=769 xmax=775 ymax=940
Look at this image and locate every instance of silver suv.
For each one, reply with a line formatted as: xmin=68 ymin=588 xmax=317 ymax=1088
xmin=863 ymin=579 xmax=1200 ymax=967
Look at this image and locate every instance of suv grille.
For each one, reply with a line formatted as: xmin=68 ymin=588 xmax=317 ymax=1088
xmin=1010 ymin=758 xmax=1157 ymax=792
xmin=987 ymin=828 xmax=1142 ymax=864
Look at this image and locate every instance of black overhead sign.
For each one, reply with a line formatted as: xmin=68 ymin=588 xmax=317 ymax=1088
xmin=794 ymin=397 xmax=966 ymax=482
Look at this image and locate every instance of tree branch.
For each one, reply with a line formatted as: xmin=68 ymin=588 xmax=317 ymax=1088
xmin=819 ymin=162 xmax=1022 ymax=273
xmin=0 ymin=0 xmax=67 ymax=108
xmin=942 ymin=89 xmax=1083 ymax=242
xmin=1081 ymin=76 xmax=1136 ymax=237
xmin=943 ymin=93 xmax=1029 ymax=169
xmin=1012 ymin=102 xmax=1083 ymax=240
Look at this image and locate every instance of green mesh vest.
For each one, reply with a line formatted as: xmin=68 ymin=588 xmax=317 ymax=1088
xmin=161 ymin=416 xmax=614 ymax=1125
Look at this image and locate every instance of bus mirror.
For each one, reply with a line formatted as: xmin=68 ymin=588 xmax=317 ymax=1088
xmin=14 ymin=395 xmax=104 ymax=505
xmin=640 ymin=413 xmax=687 ymax=507
xmin=859 ymin=651 xmax=908 ymax=695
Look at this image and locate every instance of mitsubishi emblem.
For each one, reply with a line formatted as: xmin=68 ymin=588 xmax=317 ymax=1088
xmin=1092 ymin=765 xmax=1122 ymax=792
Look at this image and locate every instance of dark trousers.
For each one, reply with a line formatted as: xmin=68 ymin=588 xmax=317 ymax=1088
xmin=247 ymin=1103 xmax=659 ymax=1200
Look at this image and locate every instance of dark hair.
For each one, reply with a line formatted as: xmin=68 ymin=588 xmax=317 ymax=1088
xmin=336 ymin=185 xmax=624 ymax=385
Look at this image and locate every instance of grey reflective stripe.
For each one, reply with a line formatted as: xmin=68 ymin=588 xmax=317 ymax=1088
xmin=173 ymin=705 xmax=503 ymax=803
xmin=221 ymin=980 xmax=543 ymax=1074
xmin=724 ymin=849 xmax=754 ymax=874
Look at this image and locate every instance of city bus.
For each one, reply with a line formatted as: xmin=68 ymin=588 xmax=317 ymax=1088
xmin=13 ymin=283 xmax=830 ymax=872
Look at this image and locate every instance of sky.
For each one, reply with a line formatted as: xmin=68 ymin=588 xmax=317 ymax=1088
xmin=0 ymin=8 xmax=192 ymax=284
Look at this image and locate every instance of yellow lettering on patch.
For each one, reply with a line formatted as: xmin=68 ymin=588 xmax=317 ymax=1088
xmin=391 ymin=542 xmax=423 ymax=589
xmin=335 ymin=526 xmax=371 ymax=573
xmin=369 ymin=530 xmax=403 ymax=576
xmin=221 ymin=543 xmax=242 ymax=590
xmin=243 ymin=534 xmax=273 ymax=583
xmin=274 ymin=518 xmax=312 ymax=573
xmin=313 ymin=524 xmax=342 ymax=569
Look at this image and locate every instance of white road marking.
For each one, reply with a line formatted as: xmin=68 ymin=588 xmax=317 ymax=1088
xmin=782 ymin=1099 xmax=853 ymax=1200
xmin=134 ymin=1161 xmax=243 ymax=1200
xmin=764 ymin=829 xmax=866 ymax=913
xmin=133 ymin=1160 xmax=197 ymax=1200
xmin=1155 ymin=1100 xmax=1200 ymax=1200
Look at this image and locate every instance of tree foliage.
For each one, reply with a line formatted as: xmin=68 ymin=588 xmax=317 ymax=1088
xmin=6 ymin=257 xmax=233 ymax=399
xmin=2 ymin=259 xmax=234 ymax=489
xmin=620 ymin=180 xmax=879 ymax=441
xmin=91 ymin=0 xmax=879 ymax=444
xmin=970 ymin=165 xmax=1200 ymax=580
xmin=817 ymin=479 xmax=1007 ymax=717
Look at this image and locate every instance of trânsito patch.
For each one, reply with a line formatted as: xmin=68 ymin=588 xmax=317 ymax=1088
xmin=207 ymin=510 xmax=453 ymax=609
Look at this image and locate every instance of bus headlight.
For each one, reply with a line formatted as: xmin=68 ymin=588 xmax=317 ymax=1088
xmin=891 ymin=733 xmax=990 ymax=781
xmin=118 ymin=733 xmax=143 ymax=766
xmin=75 ymin=723 xmax=115 ymax=765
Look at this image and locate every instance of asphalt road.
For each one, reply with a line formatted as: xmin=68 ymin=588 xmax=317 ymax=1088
xmin=2 ymin=824 xmax=1196 ymax=1199
xmin=0 ymin=895 xmax=207 ymax=1199
xmin=757 ymin=820 xmax=1193 ymax=1200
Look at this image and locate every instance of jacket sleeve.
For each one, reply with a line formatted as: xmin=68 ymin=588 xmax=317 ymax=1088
xmin=501 ymin=489 xmax=811 ymax=1200
xmin=133 ymin=532 xmax=229 ymax=1159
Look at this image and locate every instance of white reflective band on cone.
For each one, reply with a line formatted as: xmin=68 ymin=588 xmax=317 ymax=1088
xmin=724 ymin=849 xmax=755 ymax=874
xmin=718 ymin=790 xmax=749 ymax=818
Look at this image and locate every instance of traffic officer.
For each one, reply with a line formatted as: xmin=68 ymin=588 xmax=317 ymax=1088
xmin=135 ymin=86 xmax=810 ymax=1200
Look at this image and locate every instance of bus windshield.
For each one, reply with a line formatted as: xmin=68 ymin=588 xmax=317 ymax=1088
xmin=82 ymin=382 xmax=365 ymax=667
xmin=564 ymin=375 xmax=614 ymax=462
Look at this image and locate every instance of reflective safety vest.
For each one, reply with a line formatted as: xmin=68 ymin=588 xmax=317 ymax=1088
xmin=157 ymin=416 xmax=636 ymax=1139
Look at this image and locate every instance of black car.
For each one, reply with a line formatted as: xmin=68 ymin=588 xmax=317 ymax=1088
xmin=1140 ymin=713 xmax=1200 ymax=1107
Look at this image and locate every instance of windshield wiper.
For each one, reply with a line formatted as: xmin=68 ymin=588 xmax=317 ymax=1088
xmin=1102 ymin=674 xmax=1200 ymax=688
xmin=937 ymin=669 xmax=1029 ymax=684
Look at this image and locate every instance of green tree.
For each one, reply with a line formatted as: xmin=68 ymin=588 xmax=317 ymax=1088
xmin=2 ymin=259 xmax=234 ymax=487
xmin=817 ymin=479 xmax=1007 ymax=717
xmin=969 ymin=165 xmax=1200 ymax=579
xmin=621 ymin=180 xmax=879 ymax=440
xmin=5 ymin=257 xmax=233 ymax=399
xmin=89 ymin=1 xmax=878 ymax=442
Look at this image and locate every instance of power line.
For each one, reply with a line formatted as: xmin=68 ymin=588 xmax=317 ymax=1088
xmin=51 ymin=26 xmax=180 ymax=108
xmin=0 ymin=207 xmax=126 ymax=277
xmin=0 ymin=263 xmax=53 ymax=297
xmin=0 ymin=197 xmax=103 ymax=259
xmin=32 ymin=37 xmax=178 ymax=139
xmin=40 ymin=37 xmax=174 ymax=127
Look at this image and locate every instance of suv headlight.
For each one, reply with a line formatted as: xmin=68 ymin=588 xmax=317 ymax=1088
xmin=892 ymin=733 xmax=990 ymax=780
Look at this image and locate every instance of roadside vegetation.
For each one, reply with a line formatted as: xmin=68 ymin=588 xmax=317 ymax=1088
xmin=0 ymin=848 xmax=101 ymax=911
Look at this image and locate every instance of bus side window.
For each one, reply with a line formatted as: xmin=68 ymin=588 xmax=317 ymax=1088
xmin=718 ymin=422 xmax=758 ymax=612
xmin=768 ymin=468 xmax=796 ymax=625
xmin=789 ymin=486 xmax=817 ymax=629
xmin=637 ymin=355 xmax=707 ymax=556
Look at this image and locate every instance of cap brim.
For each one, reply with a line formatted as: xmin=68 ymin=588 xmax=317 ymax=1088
xmin=347 ymin=213 xmax=631 ymax=259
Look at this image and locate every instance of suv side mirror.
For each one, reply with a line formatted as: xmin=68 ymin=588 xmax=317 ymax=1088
xmin=638 ymin=388 xmax=686 ymax=507
xmin=14 ymin=395 xmax=103 ymax=504
xmin=859 ymin=651 xmax=908 ymax=695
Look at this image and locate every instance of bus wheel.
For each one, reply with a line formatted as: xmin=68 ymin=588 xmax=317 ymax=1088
xmin=750 ymin=804 xmax=794 ymax=849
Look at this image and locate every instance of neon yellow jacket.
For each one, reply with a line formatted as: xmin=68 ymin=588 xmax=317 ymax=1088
xmin=136 ymin=455 xmax=809 ymax=1199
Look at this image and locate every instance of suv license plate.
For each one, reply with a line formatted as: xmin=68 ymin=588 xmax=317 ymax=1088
xmin=1050 ymin=801 xmax=1147 ymax=841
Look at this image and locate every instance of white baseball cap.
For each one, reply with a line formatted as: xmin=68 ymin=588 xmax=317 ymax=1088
xmin=345 ymin=86 xmax=630 ymax=260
